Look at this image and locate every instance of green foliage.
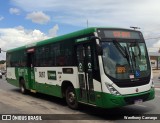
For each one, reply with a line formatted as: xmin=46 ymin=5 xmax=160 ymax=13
xmin=0 ymin=60 xmax=6 ymax=64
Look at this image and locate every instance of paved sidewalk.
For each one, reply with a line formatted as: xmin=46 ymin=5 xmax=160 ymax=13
xmin=152 ymin=70 xmax=160 ymax=88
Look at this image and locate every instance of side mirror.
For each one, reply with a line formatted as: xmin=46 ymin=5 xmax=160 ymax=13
xmin=97 ymin=44 xmax=103 ymax=55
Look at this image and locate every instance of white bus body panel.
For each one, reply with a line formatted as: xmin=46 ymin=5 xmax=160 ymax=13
xmin=7 ymin=67 xmax=16 ymax=80
xmin=34 ymin=67 xmax=79 ymax=88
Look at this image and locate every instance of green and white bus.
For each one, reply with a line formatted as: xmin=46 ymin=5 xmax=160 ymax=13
xmin=6 ymin=27 xmax=155 ymax=109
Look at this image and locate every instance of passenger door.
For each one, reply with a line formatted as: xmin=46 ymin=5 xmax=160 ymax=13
xmin=76 ymin=43 xmax=95 ymax=104
xmin=27 ymin=49 xmax=35 ymax=90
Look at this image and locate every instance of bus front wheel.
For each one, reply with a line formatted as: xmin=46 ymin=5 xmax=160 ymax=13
xmin=19 ymin=79 xmax=27 ymax=94
xmin=65 ymin=86 xmax=78 ymax=109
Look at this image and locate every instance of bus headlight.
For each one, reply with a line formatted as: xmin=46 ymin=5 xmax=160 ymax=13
xmin=105 ymin=83 xmax=121 ymax=96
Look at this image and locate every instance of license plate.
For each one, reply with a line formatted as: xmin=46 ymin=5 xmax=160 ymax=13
xmin=134 ymin=99 xmax=143 ymax=104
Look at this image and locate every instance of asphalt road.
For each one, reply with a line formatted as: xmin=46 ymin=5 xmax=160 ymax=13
xmin=0 ymin=71 xmax=160 ymax=123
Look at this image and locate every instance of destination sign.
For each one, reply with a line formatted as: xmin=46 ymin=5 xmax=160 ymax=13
xmin=103 ymin=30 xmax=141 ymax=39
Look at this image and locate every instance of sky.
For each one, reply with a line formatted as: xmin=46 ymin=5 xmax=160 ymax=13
xmin=1 ymin=0 xmax=160 ymax=60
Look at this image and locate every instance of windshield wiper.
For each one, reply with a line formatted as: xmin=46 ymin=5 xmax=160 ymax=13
xmin=124 ymin=46 xmax=134 ymax=72
xmin=113 ymin=40 xmax=126 ymax=58
xmin=113 ymin=40 xmax=133 ymax=72
xmin=130 ymin=47 xmax=137 ymax=69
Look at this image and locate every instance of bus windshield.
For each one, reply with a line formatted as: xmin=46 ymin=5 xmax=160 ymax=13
xmin=101 ymin=41 xmax=150 ymax=80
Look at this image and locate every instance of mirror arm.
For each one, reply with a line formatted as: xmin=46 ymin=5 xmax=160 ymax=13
xmin=90 ymin=36 xmax=103 ymax=55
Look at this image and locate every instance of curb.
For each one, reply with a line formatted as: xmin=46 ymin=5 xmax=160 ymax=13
xmin=153 ymin=71 xmax=160 ymax=73
xmin=152 ymin=70 xmax=160 ymax=73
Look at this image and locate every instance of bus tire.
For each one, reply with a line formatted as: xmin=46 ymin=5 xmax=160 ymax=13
xmin=65 ymin=86 xmax=78 ymax=109
xmin=19 ymin=79 xmax=27 ymax=94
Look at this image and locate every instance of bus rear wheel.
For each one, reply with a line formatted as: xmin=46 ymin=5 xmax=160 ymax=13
xmin=19 ymin=79 xmax=27 ymax=94
xmin=65 ymin=86 xmax=78 ymax=109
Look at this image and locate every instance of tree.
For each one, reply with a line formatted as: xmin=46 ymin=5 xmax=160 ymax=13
xmin=0 ymin=60 xmax=6 ymax=64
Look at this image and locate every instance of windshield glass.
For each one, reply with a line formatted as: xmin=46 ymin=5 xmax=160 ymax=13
xmin=101 ymin=41 xmax=150 ymax=80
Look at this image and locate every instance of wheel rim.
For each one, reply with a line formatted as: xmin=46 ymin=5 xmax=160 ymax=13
xmin=20 ymin=84 xmax=25 ymax=93
xmin=68 ymin=91 xmax=75 ymax=104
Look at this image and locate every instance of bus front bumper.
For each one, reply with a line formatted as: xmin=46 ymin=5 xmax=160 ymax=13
xmin=100 ymin=88 xmax=155 ymax=108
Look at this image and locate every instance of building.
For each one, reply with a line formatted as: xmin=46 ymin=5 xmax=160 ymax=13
xmin=149 ymin=52 xmax=160 ymax=70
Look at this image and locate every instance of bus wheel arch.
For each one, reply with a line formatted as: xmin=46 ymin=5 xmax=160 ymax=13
xmin=19 ymin=77 xmax=27 ymax=94
xmin=61 ymin=81 xmax=79 ymax=109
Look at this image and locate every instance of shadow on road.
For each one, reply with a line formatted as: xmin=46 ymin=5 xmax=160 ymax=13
xmin=9 ymin=88 xmax=155 ymax=120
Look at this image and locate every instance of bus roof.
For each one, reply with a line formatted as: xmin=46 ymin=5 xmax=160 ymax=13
xmin=7 ymin=27 xmax=98 ymax=52
xmin=7 ymin=27 xmax=136 ymax=52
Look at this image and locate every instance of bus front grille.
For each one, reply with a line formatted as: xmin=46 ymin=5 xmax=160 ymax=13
xmin=124 ymin=93 xmax=150 ymax=104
